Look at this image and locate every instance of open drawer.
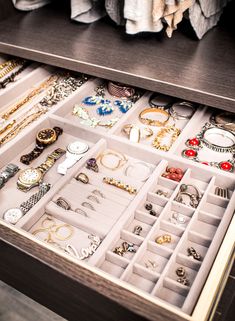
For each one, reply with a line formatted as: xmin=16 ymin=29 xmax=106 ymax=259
xmin=0 ymin=56 xmax=234 ymax=321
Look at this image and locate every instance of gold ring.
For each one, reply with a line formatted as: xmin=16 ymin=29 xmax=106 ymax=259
xmin=54 ymin=224 xmax=74 ymax=241
xmin=75 ymin=172 xmax=89 ymax=184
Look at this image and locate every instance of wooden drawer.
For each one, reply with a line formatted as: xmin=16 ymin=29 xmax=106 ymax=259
xmin=0 ymin=1 xmax=234 ymax=321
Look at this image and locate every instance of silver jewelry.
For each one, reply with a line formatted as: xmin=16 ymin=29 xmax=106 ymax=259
xmin=170 ymin=212 xmax=186 ymax=225
xmin=201 ymin=127 xmax=235 ymax=153
xmin=169 ymin=101 xmax=196 ymax=120
xmin=55 ymin=197 xmax=71 ymax=210
xmin=0 ymin=163 xmax=19 ymax=189
xmin=187 ymin=247 xmax=201 ymax=261
xmin=57 ymin=141 xmax=89 ymax=175
xmin=125 ymin=161 xmax=153 ymax=182
xmin=81 ymin=201 xmax=95 ymax=211
xmin=133 ymin=225 xmax=142 ymax=236
xmin=3 ymin=183 xmax=51 ymax=224
xmin=87 ymin=195 xmax=100 ymax=204
xmin=215 ymin=187 xmax=229 ymax=199
xmin=92 ymin=189 xmax=105 ymax=198
xmin=74 ymin=208 xmax=88 ymax=217
xmin=145 ymin=259 xmax=158 ymax=271
xmin=174 ymin=184 xmax=201 ymax=208
xmin=64 ymin=234 xmax=101 ymax=260
xmin=210 ymin=111 xmax=235 ymax=132
xmin=156 ymin=189 xmax=168 ymax=198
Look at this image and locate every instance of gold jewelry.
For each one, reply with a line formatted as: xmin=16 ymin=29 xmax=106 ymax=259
xmin=0 ymin=107 xmax=47 ymax=146
xmin=122 ymin=124 xmax=153 ymax=141
xmin=155 ymin=234 xmax=172 ymax=244
xmin=152 ymin=126 xmax=181 ymax=151
xmin=98 ymin=150 xmax=128 ymax=170
xmin=139 ymin=108 xmax=170 ymax=127
xmin=0 ymin=75 xmax=58 ymax=122
xmin=41 ymin=215 xmax=56 ymax=229
xmin=75 ymin=172 xmax=89 ymax=184
xmin=0 ymin=59 xmax=23 ymax=79
xmin=54 ymin=224 xmax=74 ymax=241
xmin=103 ymin=177 xmax=137 ymax=194
xmin=32 ymin=228 xmax=52 ymax=242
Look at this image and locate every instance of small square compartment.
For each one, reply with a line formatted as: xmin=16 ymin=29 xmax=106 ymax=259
xmin=136 ymin=242 xmax=171 ymax=273
xmin=127 ymin=273 xmax=156 ymax=293
xmin=125 ymin=219 xmax=152 ymax=238
xmin=99 ymin=251 xmax=129 ymax=278
xmin=111 ymin=231 xmax=143 ymax=260
xmin=203 ymin=202 xmax=226 ymax=219
xmin=155 ymin=286 xmax=186 ymax=308
xmin=190 ymin=219 xmax=217 ymax=240
xmin=166 ymin=262 xmax=197 ymax=288
xmin=150 ymin=228 xmax=181 ymax=250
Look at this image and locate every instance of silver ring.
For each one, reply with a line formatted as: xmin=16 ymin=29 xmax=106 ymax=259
xmin=92 ymin=189 xmax=105 ymax=198
xmin=87 ymin=195 xmax=100 ymax=203
xmin=81 ymin=201 xmax=95 ymax=211
xmin=55 ymin=197 xmax=71 ymax=210
xmin=75 ymin=208 xmax=88 ymax=217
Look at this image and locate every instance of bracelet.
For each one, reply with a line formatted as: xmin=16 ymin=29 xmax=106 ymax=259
xmin=169 ymin=101 xmax=196 ymax=120
xmin=202 ymin=127 xmax=235 ymax=153
xmin=122 ymin=124 xmax=153 ymax=143
xmin=124 ymin=162 xmax=153 ymax=182
xmin=107 ymin=81 xmax=135 ymax=99
xmin=139 ymin=108 xmax=170 ymax=127
xmin=152 ymin=125 xmax=181 ymax=151
xmin=0 ymin=59 xmax=23 ymax=79
xmin=210 ymin=111 xmax=235 ymax=132
xmin=98 ymin=150 xmax=128 ymax=171
xmin=103 ymin=177 xmax=137 ymax=194
xmin=0 ymin=60 xmax=30 ymax=89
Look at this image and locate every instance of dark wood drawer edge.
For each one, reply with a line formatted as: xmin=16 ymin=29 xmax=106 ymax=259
xmin=0 ymin=224 xmax=186 ymax=321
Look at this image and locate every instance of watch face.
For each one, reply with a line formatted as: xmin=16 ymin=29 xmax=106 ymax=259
xmin=3 ymin=208 xmax=23 ymax=224
xmin=18 ymin=168 xmax=42 ymax=185
xmin=67 ymin=141 xmax=89 ymax=155
xmin=36 ymin=128 xmax=56 ymax=144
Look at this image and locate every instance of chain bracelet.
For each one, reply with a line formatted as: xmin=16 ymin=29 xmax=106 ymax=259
xmin=20 ymin=183 xmax=51 ymax=214
xmin=0 ymin=61 xmax=30 ymax=89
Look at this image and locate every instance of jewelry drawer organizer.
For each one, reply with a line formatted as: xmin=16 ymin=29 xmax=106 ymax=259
xmin=0 ymin=54 xmax=235 ymax=320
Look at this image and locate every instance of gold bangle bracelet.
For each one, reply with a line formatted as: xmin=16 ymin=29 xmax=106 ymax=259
xmin=139 ymin=108 xmax=170 ymax=127
xmin=98 ymin=150 xmax=128 ymax=171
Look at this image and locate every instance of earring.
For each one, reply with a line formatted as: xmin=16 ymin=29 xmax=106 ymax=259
xmin=114 ymin=100 xmax=133 ymax=113
xmin=96 ymin=100 xmax=113 ymax=116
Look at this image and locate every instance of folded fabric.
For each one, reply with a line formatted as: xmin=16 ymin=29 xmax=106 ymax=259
xmin=124 ymin=0 xmax=163 ymax=34
xmin=198 ymin=0 xmax=230 ymax=18
xmin=12 ymin=0 xmax=51 ymax=11
xmin=189 ymin=1 xmax=225 ymax=39
xmin=105 ymin=0 xmax=125 ymax=25
xmin=164 ymin=0 xmax=193 ymax=37
xmin=71 ymin=0 xmax=106 ymax=23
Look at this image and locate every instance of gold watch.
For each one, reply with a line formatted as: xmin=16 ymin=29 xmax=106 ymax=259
xmin=17 ymin=148 xmax=65 ymax=192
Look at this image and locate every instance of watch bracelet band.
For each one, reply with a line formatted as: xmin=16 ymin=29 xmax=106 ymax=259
xmin=37 ymin=148 xmax=66 ymax=175
xmin=0 ymin=61 xmax=30 ymax=89
xmin=20 ymin=183 xmax=51 ymax=214
xmin=0 ymin=163 xmax=19 ymax=188
xmin=20 ymin=127 xmax=63 ymax=165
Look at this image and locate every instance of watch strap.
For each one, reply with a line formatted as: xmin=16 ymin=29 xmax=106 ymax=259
xmin=20 ymin=127 xmax=63 ymax=165
xmin=0 ymin=163 xmax=19 ymax=189
xmin=36 ymin=148 xmax=66 ymax=176
xmin=19 ymin=183 xmax=51 ymax=214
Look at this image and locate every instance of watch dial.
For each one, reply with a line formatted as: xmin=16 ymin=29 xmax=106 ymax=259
xmin=37 ymin=128 xmax=55 ymax=143
xmin=3 ymin=208 xmax=23 ymax=224
xmin=18 ymin=168 xmax=42 ymax=184
xmin=67 ymin=141 xmax=89 ymax=154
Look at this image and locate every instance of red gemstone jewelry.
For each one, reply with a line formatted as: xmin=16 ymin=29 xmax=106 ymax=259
xmin=182 ymin=123 xmax=235 ymax=172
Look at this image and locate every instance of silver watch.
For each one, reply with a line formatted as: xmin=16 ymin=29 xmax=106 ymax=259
xmin=0 ymin=163 xmax=19 ymax=189
xmin=3 ymin=183 xmax=51 ymax=224
xmin=57 ymin=141 xmax=89 ymax=175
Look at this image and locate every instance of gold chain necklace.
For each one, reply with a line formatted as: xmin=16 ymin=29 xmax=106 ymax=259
xmin=0 ymin=59 xmax=24 ymax=79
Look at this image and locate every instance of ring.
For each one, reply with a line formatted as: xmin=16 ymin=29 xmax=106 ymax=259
xmin=87 ymin=195 xmax=100 ymax=203
xmin=187 ymin=247 xmax=201 ymax=261
xmin=156 ymin=189 xmax=168 ymax=197
xmin=92 ymin=189 xmax=105 ymax=198
xmin=75 ymin=172 xmax=89 ymax=184
xmin=74 ymin=208 xmax=88 ymax=217
xmin=86 ymin=158 xmax=99 ymax=172
xmin=55 ymin=197 xmax=71 ymax=210
xmin=170 ymin=212 xmax=186 ymax=225
xmin=81 ymin=201 xmax=95 ymax=211
xmin=176 ymin=266 xmax=186 ymax=277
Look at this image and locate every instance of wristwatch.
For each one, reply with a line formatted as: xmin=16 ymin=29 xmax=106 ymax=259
xmin=57 ymin=141 xmax=89 ymax=175
xmin=20 ymin=127 xmax=63 ymax=165
xmin=17 ymin=148 xmax=65 ymax=192
xmin=0 ymin=163 xmax=19 ymax=189
xmin=3 ymin=183 xmax=51 ymax=224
